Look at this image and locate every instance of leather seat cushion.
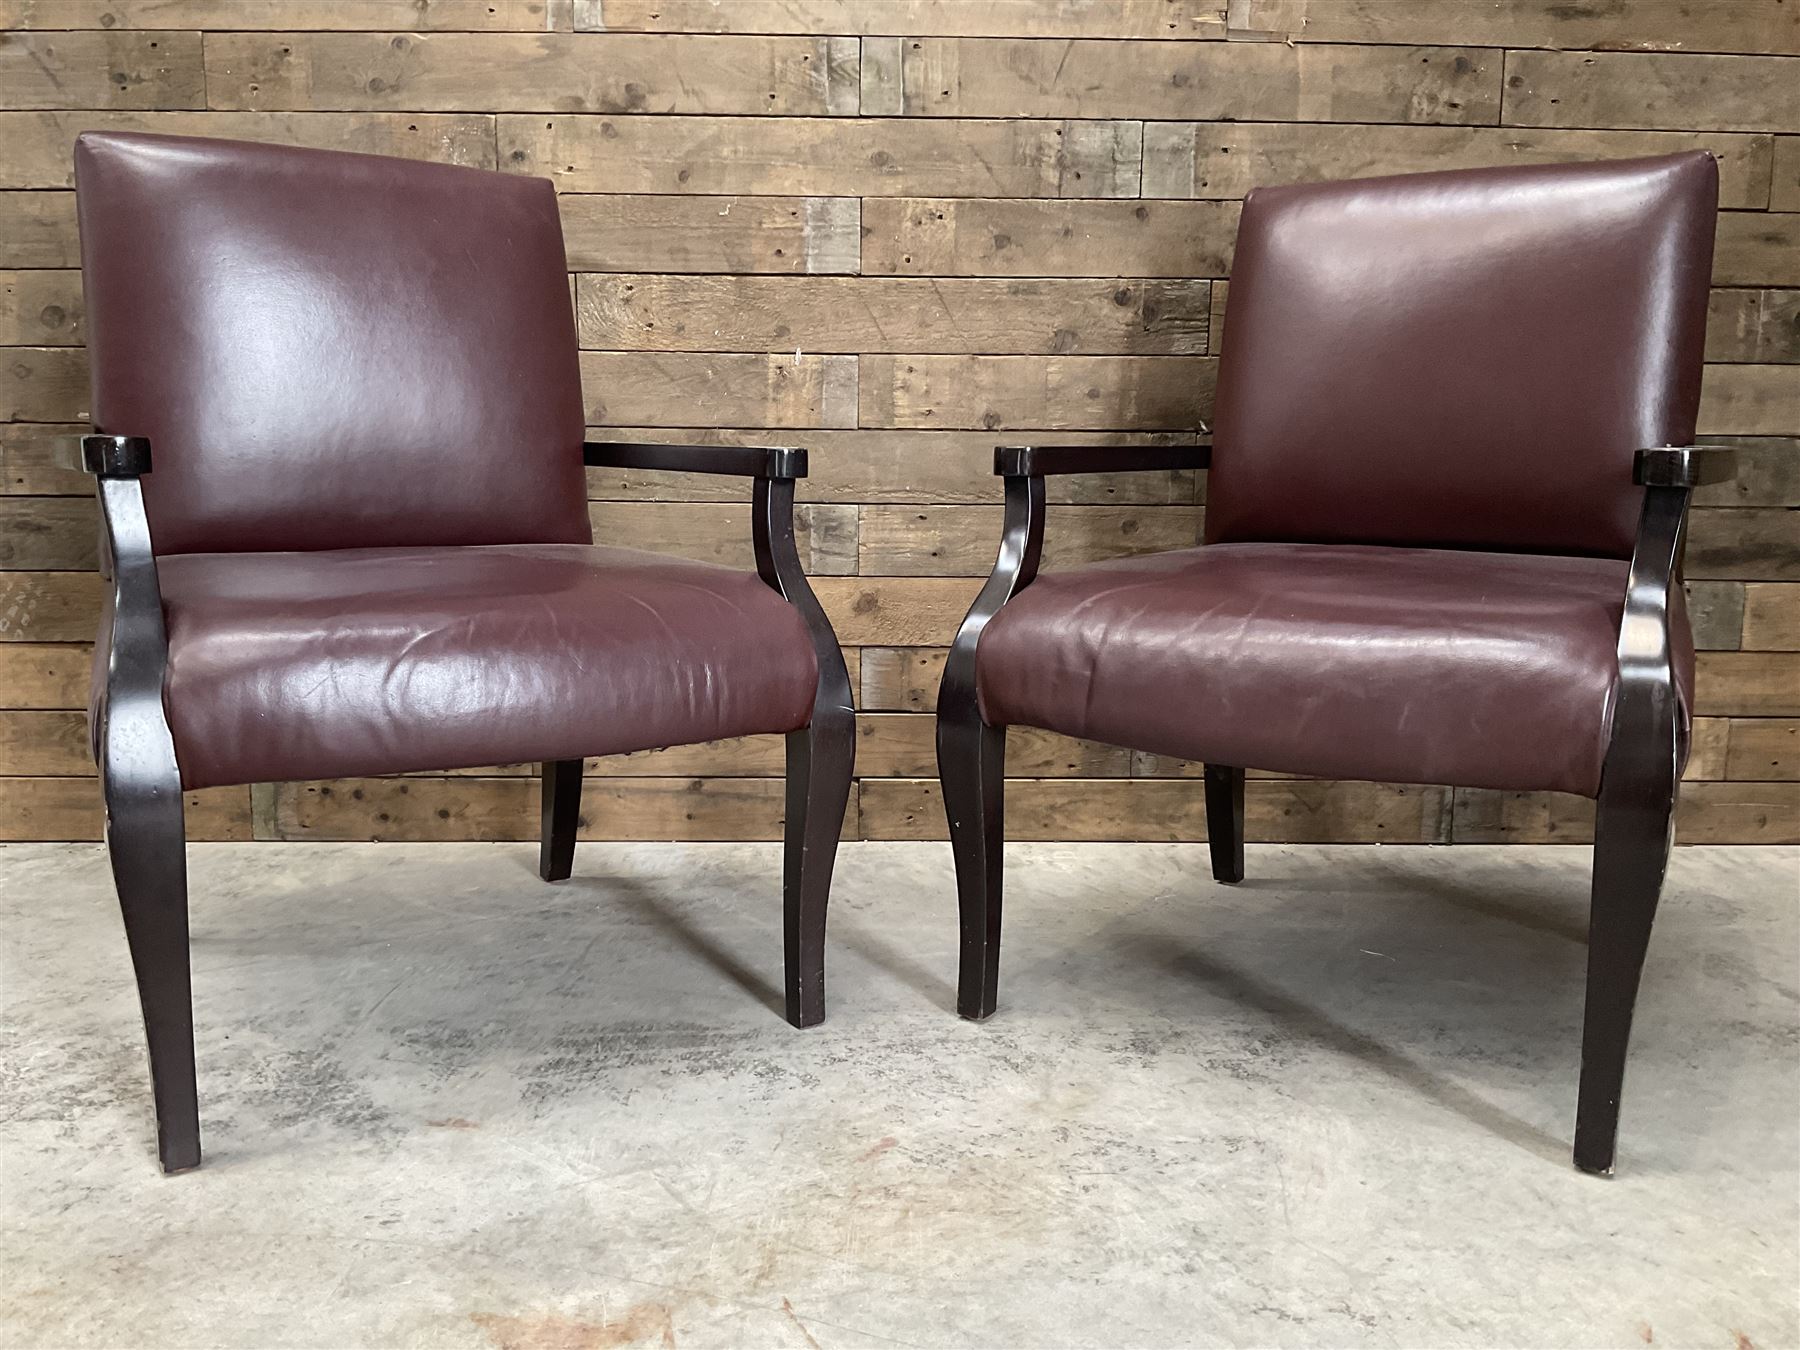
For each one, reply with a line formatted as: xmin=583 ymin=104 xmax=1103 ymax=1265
xmin=975 ymin=543 xmax=1694 ymax=798
xmin=158 ymin=544 xmax=819 ymax=790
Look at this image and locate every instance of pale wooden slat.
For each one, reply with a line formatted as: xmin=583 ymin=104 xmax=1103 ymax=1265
xmin=586 ymin=500 xmax=858 ymax=574
xmin=580 ymin=351 xmax=857 ymax=429
xmin=853 ymin=714 xmax=1132 ymax=779
xmin=1698 ymin=364 xmax=1800 ymax=436
xmin=857 ymin=504 xmax=1198 ymax=576
xmin=579 ymin=0 xmax=1227 ymax=38
xmin=858 ymin=647 xmax=946 ymax=713
xmin=1684 ymin=580 xmax=1745 ymax=651
xmin=1689 ymin=438 xmax=1800 ymax=508
xmin=1706 ymin=290 xmax=1800 ymax=363
xmin=1503 ymin=51 xmax=1800 ymax=135
xmin=1741 ymin=583 xmax=1800 ymax=650
xmin=0 ymin=1 xmax=573 ymax=30
xmin=0 ymin=271 xmax=81 ymax=347
xmin=859 ymin=778 xmax=1453 ymax=843
xmin=559 ymin=195 xmax=859 ymax=274
xmin=861 ymin=198 xmax=1240 ymax=278
xmin=267 ymin=775 xmax=808 ymax=841
xmin=899 ymin=38 xmax=1499 ymax=124
xmin=1694 ymin=652 xmax=1800 ymax=715
xmin=0 ymin=31 xmax=203 ymax=111
xmin=204 ymin=32 xmax=857 ymax=115
xmin=0 ymin=571 xmax=101 ymax=642
xmin=584 ymin=428 xmax=1202 ymax=506
xmin=859 ymin=354 xmax=1214 ymax=431
xmin=0 ymin=642 xmax=89 ymax=708
xmin=0 ymin=777 xmax=249 ymax=841
xmin=1684 ymin=718 xmax=1733 ymax=780
xmin=0 ymin=424 xmax=88 ymax=496
xmin=1450 ymin=782 xmax=1800 ymax=844
xmin=0 ymin=193 xmax=78 ymax=269
xmin=1714 ymin=213 xmax=1800 ymax=287
xmin=1685 ymin=508 xmax=1800 ymax=581
xmin=0 ymin=497 xmax=94 ymax=571
xmin=0 ymin=708 xmax=87 ymax=775
xmin=1775 ymin=136 xmax=1800 ymax=211
xmin=1141 ymin=124 xmax=1773 ymax=209
xmin=1226 ymin=0 xmax=1800 ymax=56
xmin=1725 ymin=720 xmax=1800 ymax=780
xmin=815 ymin=577 xmax=975 ymax=647
xmin=0 ymin=111 xmax=497 ymax=189
xmin=0 ymin=347 xmax=87 ymax=423
xmin=576 ymin=275 xmax=1211 ymax=355
xmin=499 ymin=115 xmax=1143 ymax=198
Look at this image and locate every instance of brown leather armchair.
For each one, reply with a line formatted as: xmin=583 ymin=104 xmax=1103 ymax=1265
xmin=938 ymin=153 xmax=1729 ymax=1175
xmin=67 ymin=132 xmax=855 ymax=1174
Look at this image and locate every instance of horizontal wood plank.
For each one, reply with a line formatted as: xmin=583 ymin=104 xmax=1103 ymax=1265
xmin=0 ymin=1 xmax=573 ymax=30
xmin=0 ymin=497 xmax=94 ymax=571
xmin=580 ymin=351 xmax=857 ymax=428
xmin=901 ymin=39 xmax=1499 ymax=124
xmin=0 ymin=642 xmax=88 ymax=707
xmin=0 ymin=110 xmax=497 ymax=188
xmin=580 ymin=0 xmax=1227 ymax=38
xmin=1741 ymin=583 xmax=1800 ymax=650
xmin=0 ymin=271 xmax=82 ymax=347
xmin=0 ymin=346 xmax=87 ymax=423
xmin=861 ymin=198 xmax=1241 ymax=278
xmin=1698 ymin=364 xmax=1800 ymax=436
xmin=815 ymin=577 xmax=975 ymax=646
xmin=576 ymin=275 xmax=1211 ymax=355
xmin=1694 ymin=652 xmax=1800 ymax=716
xmin=1141 ymin=124 xmax=1773 ymax=209
xmin=1503 ymin=50 xmax=1800 ymax=135
xmin=587 ymin=500 xmax=857 ymax=574
xmin=0 ymin=30 xmax=204 ymax=111
xmin=1706 ymin=290 xmax=1800 ymax=363
xmin=858 ymin=504 xmax=1198 ymax=575
xmin=0 ymin=193 xmax=77 ymax=268
xmin=0 ymin=570 xmax=101 ymax=642
xmin=1451 ymin=781 xmax=1800 ymax=844
xmin=1715 ymin=213 xmax=1800 ymax=288
xmin=205 ymin=32 xmax=857 ymax=114
xmin=1775 ymin=136 xmax=1800 ymax=212
xmin=499 ymin=114 xmax=1143 ymax=197
xmin=1225 ymin=0 xmax=1800 ymax=55
xmin=859 ymin=354 xmax=1214 ymax=431
xmin=560 ymin=194 xmax=859 ymax=274
xmin=1725 ymin=720 xmax=1800 ymax=781
xmin=0 ymin=777 xmax=249 ymax=841
xmin=1 ymin=424 xmax=87 ymax=496
xmin=1685 ymin=508 xmax=1800 ymax=580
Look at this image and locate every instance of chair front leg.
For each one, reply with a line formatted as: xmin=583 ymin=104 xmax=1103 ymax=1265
xmin=1574 ymin=471 xmax=1691 ymax=1175
xmin=783 ymin=703 xmax=853 ymax=1028
xmin=87 ymin=458 xmax=200 ymax=1174
xmin=1203 ymin=764 xmax=1245 ymax=884
xmin=539 ymin=758 xmax=583 ymax=882
xmin=939 ymin=711 xmax=1007 ymax=1019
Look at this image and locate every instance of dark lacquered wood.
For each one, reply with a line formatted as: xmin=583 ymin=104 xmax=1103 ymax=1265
xmin=993 ymin=443 xmax=1210 ymax=478
xmin=754 ymin=475 xmax=856 ymax=1028
xmin=1574 ymin=479 xmax=1692 ymax=1176
xmin=85 ymin=451 xmax=201 ymax=1175
xmin=1633 ymin=444 xmax=1735 ymax=489
xmin=938 ymin=471 xmax=1045 ymax=1019
xmin=539 ymin=758 xmax=583 ymax=882
xmin=59 ymin=432 xmax=154 ymax=477
xmin=1203 ymin=764 xmax=1245 ymax=884
xmin=584 ymin=439 xmax=805 ymax=480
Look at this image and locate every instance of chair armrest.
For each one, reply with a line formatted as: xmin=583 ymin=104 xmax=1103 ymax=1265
xmin=59 ymin=433 xmax=153 ymax=477
xmin=584 ymin=440 xmax=806 ymax=479
xmin=1634 ymin=445 xmax=1733 ymax=488
xmin=995 ymin=443 xmax=1210 ymax=477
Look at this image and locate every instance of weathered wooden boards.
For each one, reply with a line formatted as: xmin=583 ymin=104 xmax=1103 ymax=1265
xmin=3 ymin=1 xmax=1797 ymax=845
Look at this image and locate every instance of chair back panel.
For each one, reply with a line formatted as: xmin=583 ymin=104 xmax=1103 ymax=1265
xmin=1206 ymin=153 xmax=1718 ymax=558
xmin=76 ymin=132 xmax=590 ymax=555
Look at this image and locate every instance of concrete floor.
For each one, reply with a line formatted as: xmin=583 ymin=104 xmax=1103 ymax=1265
xmin=0 ymin=842 xmax=1795 ymax=1349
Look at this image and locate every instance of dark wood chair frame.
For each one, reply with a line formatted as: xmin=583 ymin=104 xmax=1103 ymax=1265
xmin=65 ymin=433 xmax=855 ymax=1174
xmin=936 ymin=441 xmax=1731 ymax=1175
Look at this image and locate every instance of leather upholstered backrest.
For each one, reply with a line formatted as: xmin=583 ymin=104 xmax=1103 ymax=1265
xmin=75 ymin=132 xmax=590 ymax=555
xmin=1206 ymin=153 xmax=1718 ymax=559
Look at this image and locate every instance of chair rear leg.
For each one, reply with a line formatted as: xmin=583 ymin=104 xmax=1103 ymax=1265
xmin=539 ymin=758 xmax=583 ymax=882
xmin=784 ymin=704 xmax=854 ymax=1029
xmin=1574 ymin=785 xmax=1676 ymax=1175
xmin=939 ymin=713 xmax=1006 ymax=1020
xmin=1203 ymin=764 xmax=1245 ymax=884
xmin=106 ymin=770 xmax=199 ymax=1174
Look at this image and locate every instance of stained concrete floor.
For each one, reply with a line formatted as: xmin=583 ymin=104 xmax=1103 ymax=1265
xmin=1 ymin=841 xmax=1795 ymax=1350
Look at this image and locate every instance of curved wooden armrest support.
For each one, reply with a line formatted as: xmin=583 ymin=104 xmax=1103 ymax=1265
xmin=939 ymin=473 xmax=1047 ymax=728
xmin=1633 ymin=445 xmax=1733 ymax=488
xmin=751 ymin=475 xmax=854 ymax=722
xmin=994 ymin=443 xmax=1210 ymax=477
xmin=61 ymin=433 xmax=153 ymax=477
xmin=584 ymin=440 xmax=806 ymax=480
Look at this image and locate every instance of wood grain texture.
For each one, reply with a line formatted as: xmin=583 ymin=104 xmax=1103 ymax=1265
xmin=898 ymin=39 xmax=1500 ymax=123
xmin=3 ymin=1 xmax=1792 ymax=844
xmin=204 ymin=32 xmax=857 ymax=114
xmin=576 ymin=274 xmax=1211 ymax=354
xmin=1226 ymin=0 xmax=1800 ymax=55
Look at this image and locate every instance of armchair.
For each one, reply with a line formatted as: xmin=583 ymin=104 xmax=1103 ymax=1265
xmin=69 ymin=132 xmax=853 ymax=1174
xmin=939 ymin=153 xmax=1726 ymax=1174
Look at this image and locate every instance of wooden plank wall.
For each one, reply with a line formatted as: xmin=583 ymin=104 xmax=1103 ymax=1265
xmin=1 ymin=0 xmax=1796 ymax=846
